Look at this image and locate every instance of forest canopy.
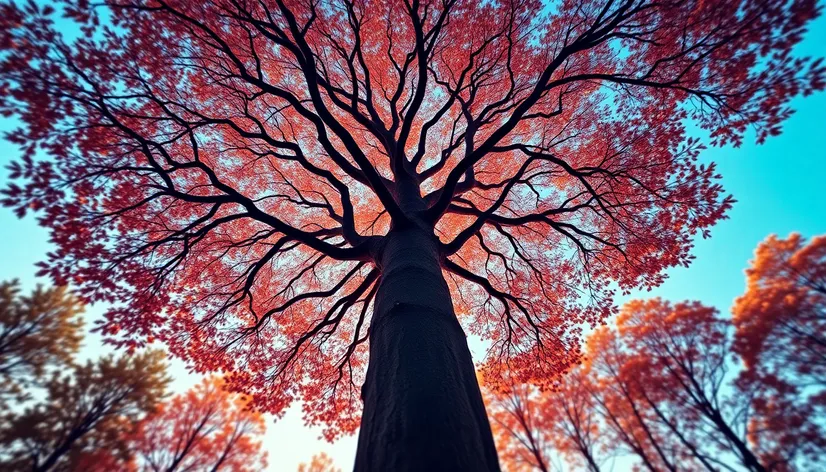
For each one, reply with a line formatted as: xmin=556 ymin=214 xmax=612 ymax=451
xmin=1 ymin=0 xmax=823 ymax=469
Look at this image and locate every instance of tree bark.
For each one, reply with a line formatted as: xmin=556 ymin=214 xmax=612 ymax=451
xmin=354 ymin=228 xmax=500 ymax=471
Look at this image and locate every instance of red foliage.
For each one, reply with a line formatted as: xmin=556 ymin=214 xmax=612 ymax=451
xmin=487 ymin=298 xmax=826 ymax=471
xmin=129 ymin=378 xmax=267 ymax=472
xmin=485 ymin=367 xmax=601 ymax=472
xmin=1 ymin=0 xmax=822 ymax=437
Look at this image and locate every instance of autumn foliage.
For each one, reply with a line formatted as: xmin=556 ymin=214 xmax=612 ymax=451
xmin=733 ymin=233 xmax=826 ymax=413
xmin=0 ymin=281 xmax=83 ymax=406
xmin=298 ymin=452 xmax=341 ymax=472
xmin=1 ymin=0 xmax=823 ymax=459
xmin=128 ymin=378 xmax=268 ymax=472
xmin=485 ymin=368 xmax=600 ymax=472
xmin=0 ymin=280 xmax=267 ymax=472
xmin=486 ymin=262 xmax=826 ymax=472
xmin=0 ymin=350 xmax=170 ymax=471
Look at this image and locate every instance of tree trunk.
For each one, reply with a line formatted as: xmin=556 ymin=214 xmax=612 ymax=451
xmin=354 ymin=228 xmax=500 ymax=471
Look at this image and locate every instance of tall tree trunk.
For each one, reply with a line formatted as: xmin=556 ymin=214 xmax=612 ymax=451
xmin=354 ymin=227 xmax=500 ymax=471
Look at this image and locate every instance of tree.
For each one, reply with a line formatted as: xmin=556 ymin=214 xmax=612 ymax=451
xmin=733 ymin=233 xmax=826 ymax=412
xmin=0 ymin=351 xmax=169 ymax=472
xmin=487 ymin=299 xmax=826 ymax=471
xmin=485 ymin=367 xmax=604 ymax=472
xmin=298 ymin=452 xmax=341 ymax=472
xmin=596 ymin=299 xmax=824 ymax=472
xmin=1 ymin=0 xmax=822 ymax=468
xmin=129 ymin=378 xmax=267 ymax=472
xmin=0 ymin=280 xmax=83 ymax=406
xmin=586 ymin=326 xmax=691 ymax=472
xmin=486 ymin=382 xmax=554 ymax=472
xmin=617 ymin=300 xmax=774 ymax=471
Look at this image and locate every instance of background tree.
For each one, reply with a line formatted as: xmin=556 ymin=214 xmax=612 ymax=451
xmin=617 ymin=300 xmax=777 ymax=471
xmin=0 ymin=351 xmax=169 ymax=472
xmin=733 ymin=233 xmax=826 ymax=413
xmin=0 ymin=280 xmax=83 ymax=406
xmin=486 ymin=382 xmax=553 ymax=472
xmin=585 ymin=326 xmax=691 ymax=472
xmin=298 ymin=452 xmax=341 ymax=472
xmin=129 ymin=377 xmax=267 ymax=472
xmin=1 ymin=0 xmax=823 ymax=468
xmin=484 ymin=366 xmax=604 ymax=472
xmin=486 ymin=298 xmax=826 ymax=471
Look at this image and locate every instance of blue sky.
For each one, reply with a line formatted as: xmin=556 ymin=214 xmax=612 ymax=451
xmin=1 ymin=9 xmax=825 ymax=472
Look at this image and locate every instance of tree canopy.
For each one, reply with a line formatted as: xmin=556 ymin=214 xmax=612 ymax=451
xmin=733 ymin=233 xmax=826 ymax=413
xmin=1 ymin=0 xmax=823 ymax=438
xmin=298 ymin=452 xmax=341 ymax=472
xmin=129 ymin=377 xmax=268 ymax=472
xmin=485 ymin=260 xmax=826 ymax=472
xmin=0 ymin=350 xmax=170 ymax=472
xmin=0 ymin=281 xmax=83 ymax=406
xmin=0 ymin=278 xmax=269 ymax=472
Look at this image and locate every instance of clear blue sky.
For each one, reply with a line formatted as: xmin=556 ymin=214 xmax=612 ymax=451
xmin=1 ymin=9 xmax=825 ymax=472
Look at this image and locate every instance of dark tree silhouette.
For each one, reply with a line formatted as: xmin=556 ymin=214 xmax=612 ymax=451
xmin=0 ymin=351 xmax=169 ymax=472
xmin=1 ymin=0 xmax=823 ymax=468
xmin=0 ymin=281 xmax=83 ymax=406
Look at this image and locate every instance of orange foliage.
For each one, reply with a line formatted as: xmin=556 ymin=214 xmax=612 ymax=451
xmin=487 ymin=297 xmax=826 ymax=471
xmin=733 ymin=233 xmax=826 ymax=407
xmin=0 ymin=351 xmax=169 ymax=471
xmin=129 ymin=378 xmax=268 ymax=472
xmin=298 ymin=452 xmax=341 ymax=472
xmin=485 ymin=367 xmax=601 ymax=472
xmin=0 ymin=281 xmax=83 ymax=406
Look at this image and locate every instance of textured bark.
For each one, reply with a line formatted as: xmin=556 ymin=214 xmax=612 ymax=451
xmin=354 ymin=228 xmax=500 ymax=471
